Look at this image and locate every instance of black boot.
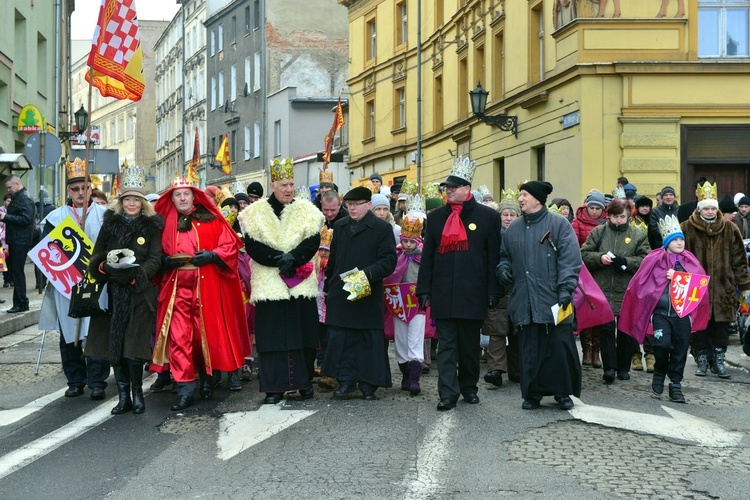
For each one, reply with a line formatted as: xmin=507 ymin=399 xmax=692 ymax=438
xmin=129 ymin=361 xmax=145 ymax=414
xmin=711 ymin=347 xmax=731 ymax=379
xmin=199 ymin=370 xmax=215 ymax=400
xmin=111 ymin=365 xmax=132 ymax=415
xmin=406 ymin=360 xmax=422 ymax=396
xmin=651 ymin=372 xmax=666 ymax=398
xmin=398 ymin=363 xmax=408 ymax=391
xmin=694 ymin=350 xmax=708 ymax=376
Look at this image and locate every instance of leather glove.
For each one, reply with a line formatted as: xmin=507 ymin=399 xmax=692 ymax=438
xmin=612 ymin=256 xmax=627 ymax=273
xmin=192 ymin=250 xmax=218 ymax=267
xmin=497 ymin=266 xmax=513 ymax=286
xmin=488 ymin=296 xmax=500 ymax=309
xmin=558 ymin=290 xmax=572 ymax=309
xmin=102 ymin=264 xmax=135 ymax=285
xmin=418 ymin=294 xmax=430 ymax=311
xmin=162 ymin=255 xmax=185 ymax=270
xmin=275 ymin=252 xmax=296 ymax=277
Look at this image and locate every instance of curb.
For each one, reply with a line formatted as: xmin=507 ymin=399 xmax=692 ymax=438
xmin=0 ymin=307 xmax=41 ymax=339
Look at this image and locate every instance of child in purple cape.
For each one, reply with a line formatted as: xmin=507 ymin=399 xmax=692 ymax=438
xmin=619 ymin=215 xmax=710 ymax=403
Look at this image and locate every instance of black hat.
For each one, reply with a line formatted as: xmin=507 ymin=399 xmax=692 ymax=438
xmin=719 ymin=194 xmax=737 ymax=214
xmin=660 ymin=186 xmax=676 ymax=197
xmin=634 ymin=196 xmax=653 ymax=209
xmin=440 ymin=175 xmax=472 ymax=188
xmin=738 ymin=196 xmax=750 ymax=207
xmin=343 ymin=186 xmax=372 ymax=202
xmin=235 ymin=192 xmax=250 ymax=205
xmin=520 ymin=181 xmax=553 ymax=205
xmin=247 ymin=181 xmax=264 ymax=197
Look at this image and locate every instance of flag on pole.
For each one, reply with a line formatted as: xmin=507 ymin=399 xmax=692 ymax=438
xmin=323 ymin=98 xmax=345 ymax=169
xmin=86 ymin=0 xmax=146 ymax=102
xmin=187 ymin=128 xmax=201 ymax=183
xmin=215 ymin=134 xmax=231 ymax=175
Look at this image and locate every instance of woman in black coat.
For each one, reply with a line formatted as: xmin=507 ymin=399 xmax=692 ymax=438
xmin=85 ymin=182 xmax=163 ymax=415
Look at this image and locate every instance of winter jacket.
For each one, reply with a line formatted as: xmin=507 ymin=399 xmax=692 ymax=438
xmin=681 ymin=211 xmax=750 ymax=322
xmin=581 ymin=222 xmax=650 ymax=315
xmin=571 ymin=204 xmax=606 ymax=247
xmin=4 ymin=187 xmax=35 ymax=246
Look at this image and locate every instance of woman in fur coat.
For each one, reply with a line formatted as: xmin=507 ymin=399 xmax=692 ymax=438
xmin=85 ymin=173 xmax=164 ymax=415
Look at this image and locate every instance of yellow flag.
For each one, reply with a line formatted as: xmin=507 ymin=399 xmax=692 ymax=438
xmin=215 ymin=134 xmax=231 ymax=175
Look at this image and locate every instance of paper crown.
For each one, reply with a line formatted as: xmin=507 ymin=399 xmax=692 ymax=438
xmin=517 ymin=180 xmax=530 ymax=191
xmin=319 ymin=169 xmax=334 ymax=185
xmin=612 ymin=187 xmax=626 ymax=199
xmin=170 ymin=177 xmax=193 ymax=189
xmin=66 ymin=157 xmax=87 ymax=182
xmin=658 ymin=214 xmax=682 ymax=240
xmin=630 ymin=219 xmax=647 ymax=234
xmin=230 ymin=181 xmax=246 ymax=196
xmin=270 ymin=157 xmax=295 ymax=182
xmin=406 ymin=194 xmax=426 ymax=215
xmin=214 ymin=187 xmax=234 ymax=206
xmin=447 ymin=155 xmax=477 ymax=185
xmin=295 ymin=186 xmax=311 ymax=201
xmin=120 ymin=164 xmax=146 ymax=195
xmin=697 ymin=181 xmax=718 ymax=202
xmin=220 ymin=205 xmax=237 ymax=227
xmin=319 ymin=226 xmax=333 ymax=249
xmin=364 ymin=180 xmax=377 ymax=194
xmin=547 ymin=204 xmax=561 ymax=214
xmin=500 ymin=188 xmax=517 ymax=200
xmin=400 ymin=195 xmax=426 ymax=239
xmin=400 ymin=181 xmax=419 ymax=197
xmin=478 ymin=185 xmax=492 ymax=198
xmin=423 ymin=182 xmax=441 ymax=200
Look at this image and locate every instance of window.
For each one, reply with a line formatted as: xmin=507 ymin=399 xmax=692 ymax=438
xmin=365 ymin=97 xmax=375 ymax=139
xmin=231 ymin=64 xmax=237 ymax=101
xmin=434 ymin=0 xmax=443 ymax=28
xmin=493 ymin=30 xmax=504 ymax=98
xmin=535 ymin=146 xmax=546 ymax=181
xmin=396 ymin=1 xmax=407 ymax=46
xmin=458 ymin=56 xmax=468 ymax=117
xmin=218 ymin=71 xmax=224 ymax=106
xmin=254 ymin=0 xmax=260 ymax=30
xmin=244 ymin=56 xmax=251 ymax=90
xmin=433 ymin=74 xmax=443 ymax=131
xmin=253 ymin=51 xmax=261 ymax=91
xmin=109 ymin=121 xmax=115 ymax=146
xmin=699 ymin=1 xmax=750 ymax=57
xmin=210 ymin=30 xmax=216 ymax=56
xmin=394 ymin=87 xmax=406 ymax=129
xmin=14 ymin=10 xmax=27 ymax=79
xmin=199 ymin=70 xmax=205 ymax=100
xmin=245 ymin=6 xmax=251 ymax=34
xmin=244 ymin=126 xmax=251 ymax=160
xmin=274 ymin=120 xmax=281 ymax=156
xmin=231 ymin=130 xmax=237 ymax=163
xmin=127 ymin=114 xmax=133 ymax=139
xmin=366 ymin=16 xmax=377 ymax=60
xmin=474 ymin=43 xmax=485 ymax=91
xmin=211 ymin=75 xmax=217 ymax=109
xmin=37 ymin=32 xmax=48 ymax=90
xmin=218 ymin=24 xmax=224 ymax=52
xmin=529 ymin=1 xmax=544 ymax=83
xmin=253 ymin=122 xmax=260 ymax=158
xmin=231 ymin=16 xmax=236 ymax=43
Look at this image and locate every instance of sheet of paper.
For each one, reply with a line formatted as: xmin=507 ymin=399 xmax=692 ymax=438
xmin=551 ymin=303 xmax=573 ymax=326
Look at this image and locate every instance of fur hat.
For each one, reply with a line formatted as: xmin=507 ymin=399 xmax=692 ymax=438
xmin=634 ymin=196 xmax=653 ymax=209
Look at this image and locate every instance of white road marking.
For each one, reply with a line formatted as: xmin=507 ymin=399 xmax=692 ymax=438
xmin=0 ymin=388 xmax=68 ymax=427
xmin=568 ymin=396 xmax=743 ymax=448
xmin=217 ymin=404 xmax=317 ymax=460
xmin=402 ymin=410 xmax=456 ymax=498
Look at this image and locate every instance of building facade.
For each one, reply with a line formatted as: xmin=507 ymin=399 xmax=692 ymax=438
xmin=342 ymin=0 xmax=750 ymax=205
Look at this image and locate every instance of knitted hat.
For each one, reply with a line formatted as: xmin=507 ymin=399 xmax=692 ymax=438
xmin=235 ymin=192 xmax=250 ymax=205
xmin=247 ymin=181 xmax=264 ymax=197
xmin=719 ymin=194 xmax=737 ymax=214
xmin=585 ymin=191 xmax=606 ymax=209
xmin=659 ymin=215 xmax=684 ymax=250
xmin=696 ymin=180 xmax=719 ymax=210
xmin=660 ymin=186 xmax=676 ymax=197
xmin=343 ymin=186 xmax=372 ymax=202
xmin=370 ymin=193 xmax=390 ymax=210
xmin=519 ymin=180 xmax=553 ymax=205
xmin=634 ymin=196 xmax=653 ymax=209
xmin=738 ymin=196 xmax=750 ymax=207
xmin=370 ymin=172 xmax=383 ymax=184
xmin=623 ymin=183 xmax=637 ymax=199
xmin=498 ymin=189 xmax=521 ymax=215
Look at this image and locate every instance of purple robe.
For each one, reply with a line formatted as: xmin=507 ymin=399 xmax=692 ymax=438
xmin=619 ymin=248 xmax=710 ymax=343
xmin=573 ymin=264 xmax=615 ymax=334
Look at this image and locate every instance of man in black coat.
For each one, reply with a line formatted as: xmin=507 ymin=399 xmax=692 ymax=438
xmin=323 ymin=186 xmax=397 ymax=400
xmin=319 ymin=189 xmax=347 ymax=229
xmin=648 ymin=186 xmax=680 ymax=249
xmin=416 ymin=156 xmax=502 ymax=411
xmin=2 ymin=175 xmax=35 ymax=313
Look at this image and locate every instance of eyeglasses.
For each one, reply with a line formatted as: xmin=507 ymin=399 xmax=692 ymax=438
xmin=68 ymin=186 xmax=89 ymax=193
xmin=347 ymin=200 xmax=369 ymax=208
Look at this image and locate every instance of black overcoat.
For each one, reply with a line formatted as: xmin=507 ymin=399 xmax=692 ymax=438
xmin=84 ymin=210 xmax=164 ymax=363
xmin=417 ymin=197 xmax=502 ymax=320
xmin=324 ymin=211 xmax=397 ymax=330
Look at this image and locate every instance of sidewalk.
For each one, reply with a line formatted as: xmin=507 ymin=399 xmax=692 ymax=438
xmin=0 ymin=261 xmax=44 ymax=339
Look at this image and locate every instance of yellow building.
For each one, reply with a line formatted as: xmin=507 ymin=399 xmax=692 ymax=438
xmin=341 ymin=0 xmax=750 ymax=205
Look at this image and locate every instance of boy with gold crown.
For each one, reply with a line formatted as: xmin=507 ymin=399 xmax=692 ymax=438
xmin=620 ymin=215 xmax=710 ymax=402
xmin=680 ymin=181 xmax=750 ymax=379
xmin=384 ymin=195 xmax=427 ymax=396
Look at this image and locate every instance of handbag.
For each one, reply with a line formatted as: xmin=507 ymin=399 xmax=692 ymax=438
xmin=68 ymin=274 xmax=108 ymax=318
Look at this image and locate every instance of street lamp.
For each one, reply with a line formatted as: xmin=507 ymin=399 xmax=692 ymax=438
xmin=469 ymin=82 xmax=518 ymax=138
xmin=59 ymin=105 xmax=89 ymax=142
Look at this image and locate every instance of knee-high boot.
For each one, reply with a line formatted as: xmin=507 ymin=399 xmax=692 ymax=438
xmin=407 ymin=360 xmax=422 ymax=396
xmin=580 ymin=330 xmax=592 ymax=366
xmin=111 ymin=364 xmax=132 ymax=415
xmin=129 ymin=361 xmax=145 ymax=414
xmin=591 ymin=332 xmax=602 ymax=369
xmin=398 ymin=362 xmax=409 ymax=390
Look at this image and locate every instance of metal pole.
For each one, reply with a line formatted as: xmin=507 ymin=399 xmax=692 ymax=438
xmin=416 ymin=0 xmax=422 ymax=186
xmin=34 ymin=330 xmax=48 ymax=375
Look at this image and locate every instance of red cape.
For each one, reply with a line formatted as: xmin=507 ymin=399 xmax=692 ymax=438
xmin=619 ymin=248 xmax=710 ymax=344
xmin=152 ymin=186 xmax=250 ymax=373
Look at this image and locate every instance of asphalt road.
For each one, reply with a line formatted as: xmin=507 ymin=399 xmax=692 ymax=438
xmin=2 ymin=325 xmax=750 ymax=499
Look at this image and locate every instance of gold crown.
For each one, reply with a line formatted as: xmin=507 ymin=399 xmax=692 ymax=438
xmin=630 ymin=219 xmax=647 ymax=234
xmin=295 ymin=186 xmax=311 ymax=201
xmin=697 ymin=181 xmax=718 ymax=202
xmin=400 ymin=181 xmax=419 ymax=197
xmin=220 ymin=205 xmax=237 ymax=227
xmin=500 ymin=188 xmax=517 ymax=200
xmin=319 ymin=226 xmax=333 ymax=248
xmin=214 ymin=187 xmax=234 ymax=206
xmin=657 ymin=214 xmax=682 ymax=240
xmin=400 ymin=214 xmax=424 ymax=239
xmin=170 ymin=177 xmax=193 ymax=189
xmin=612 ymin=187 xmax=626 ymax=199
xmin=406 ymin=194 xmax=426 ymax=215
xmin=66 ymin=157 xmax=87 ymax=182
xmin=422 ymin=182 xmax=441 ymax=200
xmin=363 ymin=180 xmax=377 ymax=194
xmin=319 ymin=169 xmax=334 ymax=184
xmin=230 ymin=181 xmax=246 ymax=196
xmin=270 ymin=157 xmax=295 ymax=182
xmin=448 ymin=155 xmax=477 ymax=184
xmin=548 ymin=204 xmax=561 ymax=214
xmin=517 ymin=180 xmax=530 ymax=191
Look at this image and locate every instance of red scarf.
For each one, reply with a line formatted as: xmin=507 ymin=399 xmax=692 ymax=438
xmin=438 ymin=192 xmax=471 ymax=254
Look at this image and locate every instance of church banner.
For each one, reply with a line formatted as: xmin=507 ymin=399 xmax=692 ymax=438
xmin=670 ymin=271 xmax=710 ymax=318
xmin=384 ymin=282 xmax=420 ymax=324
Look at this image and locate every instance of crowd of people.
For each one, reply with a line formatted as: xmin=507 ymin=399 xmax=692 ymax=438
xmin=33 ymin=154 xmax=750 ymax=414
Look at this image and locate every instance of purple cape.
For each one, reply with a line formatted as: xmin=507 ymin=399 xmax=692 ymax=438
xmin=619 ymin=248 xmax=710 ymax=343
xmin=574 ymin=264 xmax=615 ymax=334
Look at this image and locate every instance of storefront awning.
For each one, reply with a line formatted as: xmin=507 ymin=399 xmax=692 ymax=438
xmin=0 ymin=153 xmax=32 ymax=171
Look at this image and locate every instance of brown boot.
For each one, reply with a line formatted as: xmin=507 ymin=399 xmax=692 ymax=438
xmin=591 ymin=331 xmax=602 ymax=368
xmin=580 ymin=330 xmax=592 ymax=366
xmin=645 ymin=354 xmax=655 ymax=373
xmin=632 ymin=353 xmax=644 ymax=371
